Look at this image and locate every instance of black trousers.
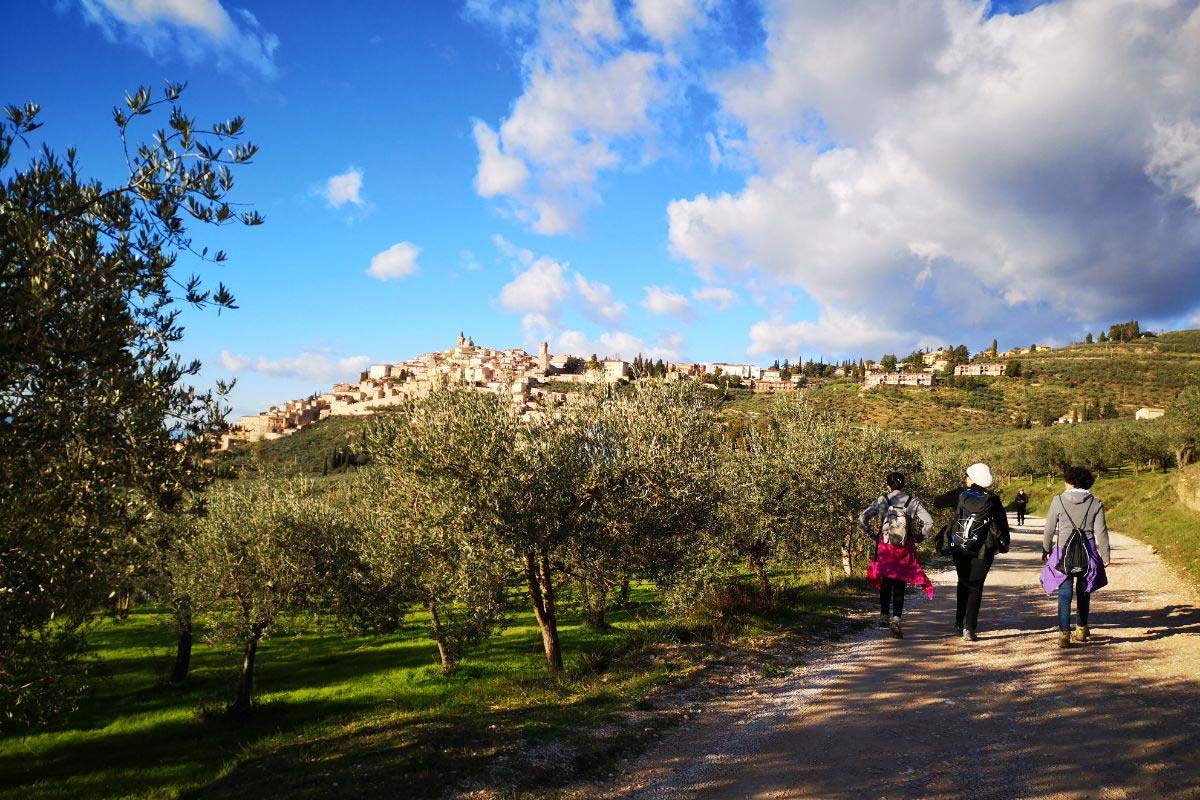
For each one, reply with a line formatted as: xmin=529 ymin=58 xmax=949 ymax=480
xmin=1015 ymin=508 xmax=1026 ymax=525
xmin=880 ymin=578 xmax=906 ymax=618
xmin=953 ymin=550 xmax=995 ymax=631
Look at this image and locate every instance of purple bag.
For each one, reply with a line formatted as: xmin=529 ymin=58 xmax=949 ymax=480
xmin=1040 ymin=537 xmax=1108 ymax=595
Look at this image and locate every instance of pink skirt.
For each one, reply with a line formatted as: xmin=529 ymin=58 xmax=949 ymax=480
xmin=866 ymin=540 xmax=934 ymax=598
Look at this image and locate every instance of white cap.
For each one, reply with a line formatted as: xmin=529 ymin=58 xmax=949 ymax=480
xmin=966 ymin=462 xmax=994 ymax=489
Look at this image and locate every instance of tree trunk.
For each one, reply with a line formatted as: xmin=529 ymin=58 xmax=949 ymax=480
xmin=841 ymin=522 xmax=855 ymax=577
xmin=170 ymin=598 xmax=193 ymax=684
xmin=427 ymin=602 xmax=454 ymax=674
xmin=234 ymin=625 xmax=264 ymax=716
xmin=578 ymin=577 xmax=608 ymax=629
xmin=114 ymin=589 xmax=133 ymax=619
xmin=749 ymin=551 xmax=772 ymax=600
xmin=524 ymin=549 xmax=563 ymax=672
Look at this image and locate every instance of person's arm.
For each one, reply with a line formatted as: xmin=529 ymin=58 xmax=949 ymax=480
xmin=932 ymin=487 xmax=963 ymax=509
xmin=991 ymin=494 xmax=1011 ymax=549
xmin=992 ymin=495 xmax=1010 ymax=536
xmin=912 ymin=499 xmax=935 ymax=535
xmin=1042 ymin=497 xmax=1059 ymax=558
xmin=859 ymin=496 xmax=884 ymax=538
xmin=1093 ymin=501 xmax=1111 ymax=565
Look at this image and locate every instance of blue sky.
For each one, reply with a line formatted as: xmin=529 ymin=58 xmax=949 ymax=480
xmin=5 ymin=1 xmax=1200 ymax=417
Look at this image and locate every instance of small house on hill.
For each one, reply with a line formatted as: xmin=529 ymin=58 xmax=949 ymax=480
xmin=1135 ymin=407 xmax=1165 ymax=421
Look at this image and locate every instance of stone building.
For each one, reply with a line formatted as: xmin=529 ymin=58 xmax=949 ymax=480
xmin=864 ymin=372 xmax=934 ymax=388
xmin=707 ymin=362 xmax=761 ymax=381
xmin=954 ymin=363 xmax=1007 ymax=377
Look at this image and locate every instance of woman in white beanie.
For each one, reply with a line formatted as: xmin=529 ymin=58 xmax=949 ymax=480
xmin=932 ymin=462 xmax=1011 ymax=642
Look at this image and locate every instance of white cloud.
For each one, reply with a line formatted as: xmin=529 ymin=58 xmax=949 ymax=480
xmin=648 ymin=330 xmax=685 ymax=361
xmin=632 ymin=0 xmax=707 ymax=44
xmin=556 ymin=328 xmax=684 ymax=361
xmin=473 ymin=121 xmax=530 ymax=197
xmin=1147 ymin=120 xmax=1200 ymax=209
xmin=574 ymin=273 xmax=627 ymax=323
xmin=747 ymin=311 xmax=933 ymax=359
xmin=692 ymin=286 xmax=739 ymax=310
xmin=641 ymin=285 xmax=692 ymax=320
xmin=220 ymin=349 xmax=372 ymax=383
xmin=366 ymin=242 xmax=420 ymax=281
xmin=322 ymin=168 xmax=364 ymax=208
xmin=573 ymin=0 xmax=622 ymax=44
xmin=667 ymin=0 xmax=1200 ymax=348
xmin=470 ymin=1 xmax=670 ymax=233
xmin=460 ymin=249 xmax=482 ymax=272
xmin=492 ymin=234 xmax=535 ymax=265
xmin=78 ymin=0 xmax=279 ymax=78
xmin=220 ymin=350 xmax=250 ymax=373
xmin=499 ymin=256 xmax=571 ymax=315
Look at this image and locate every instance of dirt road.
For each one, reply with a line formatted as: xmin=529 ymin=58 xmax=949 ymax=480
xmin=602 ymin=522 xmax=1200 ymax=800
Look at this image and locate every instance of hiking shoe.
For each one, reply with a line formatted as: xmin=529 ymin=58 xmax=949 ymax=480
xmin=962 ymin=629 xmax=977 ymax=642
xmin=1074 ymin=626 xmax=1090 ymax=643
xmin=878 ymin=614 xmax=890 ymax=629
xmin=890 ymin=617 xmax=903 ymax=639
xmin=1058 ymin=630 xmax=1072 ymax=648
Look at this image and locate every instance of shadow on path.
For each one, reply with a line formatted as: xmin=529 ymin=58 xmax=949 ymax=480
xmin=617 ymin=528 xmax=1200 ymax=800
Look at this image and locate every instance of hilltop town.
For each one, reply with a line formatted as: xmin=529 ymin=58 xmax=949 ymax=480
xmin=224 ymin=321 xmax=1177 ymax=447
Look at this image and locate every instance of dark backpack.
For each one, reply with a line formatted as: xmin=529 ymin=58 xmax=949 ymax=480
xmin=1055 ymin=497 xmax=1094 ymax=577
xmin=951 ymin=489 xmax=994 ymax=557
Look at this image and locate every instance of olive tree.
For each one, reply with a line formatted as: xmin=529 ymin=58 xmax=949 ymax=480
xmin=1165 ymin=384 xmax=1200 ymax=468
xmin=363 ymin=400 xmax=514 ymax=674
xmin=769 ymin=400 xmax=925 ymax=579
xmin=714 ymin=420 xmax=797 ymax=599
xmin=0 ymin=85 xmax=260 ymax=728
xmin=366 ymin=388 xmax=566 ymax=670
xmin=181 ymin=479 xmax=356 ymax=715
xmin=558 ymin=382 xmax=721 ymax=626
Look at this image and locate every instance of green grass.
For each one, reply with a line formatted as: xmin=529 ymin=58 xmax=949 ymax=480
xmin=1000 ymin=469 xmax=1200 ymax=585
xmin=0 ymin=578 xmax=861 ymax=800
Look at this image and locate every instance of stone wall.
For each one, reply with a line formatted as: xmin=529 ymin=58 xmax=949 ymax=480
xmin=1174 ymin=463 xmax=1200 ymax=514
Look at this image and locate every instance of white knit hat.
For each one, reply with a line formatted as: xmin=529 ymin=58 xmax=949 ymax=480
xmin=966 ymin=462 xmax=994 ymax=489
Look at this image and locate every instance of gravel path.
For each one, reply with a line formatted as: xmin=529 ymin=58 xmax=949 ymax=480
xmin=598 ymin=520 xmax=1200 ymax=800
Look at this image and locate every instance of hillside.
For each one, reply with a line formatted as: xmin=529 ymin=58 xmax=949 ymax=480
xmin=221 ymin=412 xmax=378 ymax=475
xmin=723 ymin=329 xmax=1200 ymax=432
xmin=227 ymin=329 xmax=1200 ymax=467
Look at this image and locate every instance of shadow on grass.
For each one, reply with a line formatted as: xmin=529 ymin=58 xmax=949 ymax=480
xmin=1 ymin=582 xmax=865 ymax=800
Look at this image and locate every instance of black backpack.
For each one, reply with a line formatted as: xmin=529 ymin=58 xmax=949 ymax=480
xmin=951 ymin=489 xmax=994 ymax=557
xmin=1055 ymin=497 xmax=1094 ymax=577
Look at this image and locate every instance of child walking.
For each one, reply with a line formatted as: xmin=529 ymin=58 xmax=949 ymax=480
xmin=859 ymin=472 xmax=935 ymax=639
xmin=1041 ymin=465 xmax=1111 ymax=647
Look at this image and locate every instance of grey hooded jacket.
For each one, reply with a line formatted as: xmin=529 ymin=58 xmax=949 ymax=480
xmin=1043 ymin=488 xmax=1110 ymax=563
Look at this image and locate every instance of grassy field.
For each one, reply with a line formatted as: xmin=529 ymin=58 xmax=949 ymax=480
xmin=0 ymin=578 xmax=863 ymax=800
xmin=999 ymin=468 xmax=1200 ymax=586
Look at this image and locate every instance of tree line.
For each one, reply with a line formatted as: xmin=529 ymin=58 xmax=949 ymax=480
xmin=163 ymin=384 xmax=958 ymax=715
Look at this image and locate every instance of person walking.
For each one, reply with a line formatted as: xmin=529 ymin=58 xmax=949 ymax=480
xmin=933 ymin=463 xmax=1010 ymax=642
xmin=859 ymin=471 xmax=935 ymax=639
xmin=1040 ymin=466 xmax=1110 ymax=647
xmin=1014 ymin=489 xmax=1029 ymax=526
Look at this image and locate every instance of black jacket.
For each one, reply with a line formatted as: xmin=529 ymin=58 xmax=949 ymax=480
xmin=933 ymin=486 xmax=1011 ymax=555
